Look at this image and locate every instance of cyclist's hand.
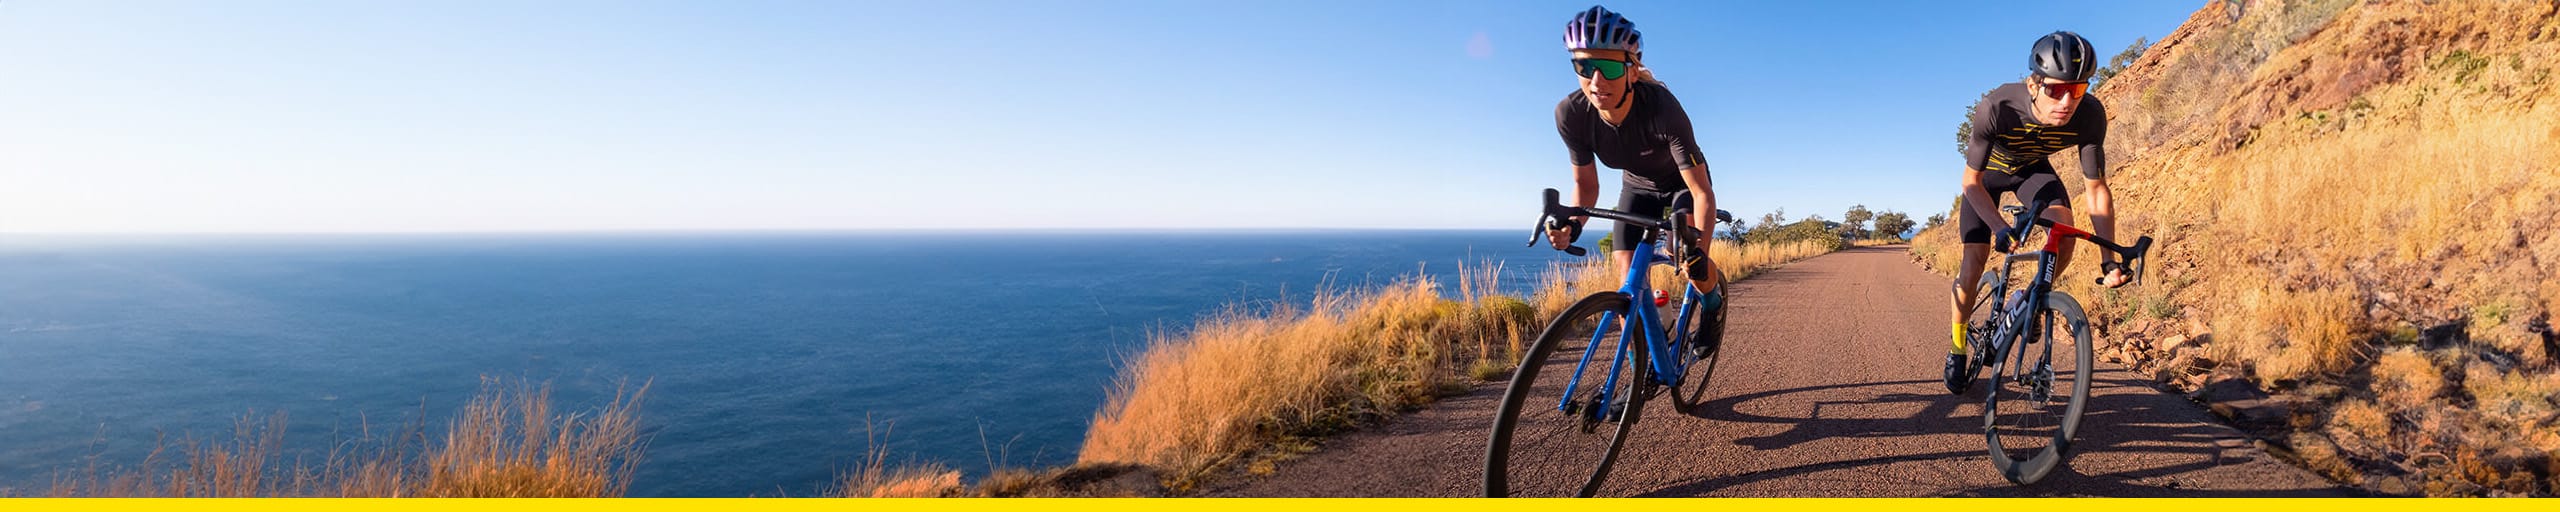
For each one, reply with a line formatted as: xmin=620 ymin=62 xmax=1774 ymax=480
xmin=1990 ymin=232 xmax=2014 ymax=253
xmin=1544 ymin=218 xmax=1583 ymax=251
xmin=2098 ymin=261 xmax=2131 ymax=288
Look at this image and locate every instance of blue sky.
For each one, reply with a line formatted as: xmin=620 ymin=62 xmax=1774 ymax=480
xmin=0 ymin=1 xmax=2203 ymax=233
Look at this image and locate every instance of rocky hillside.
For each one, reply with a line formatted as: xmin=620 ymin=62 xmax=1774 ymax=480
xmin=1910 ymin=0 xmax=2560 ymax=496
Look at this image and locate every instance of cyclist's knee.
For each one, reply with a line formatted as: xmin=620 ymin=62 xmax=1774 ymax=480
xmin=2041 ymin=205 xmax=2074 ymax=224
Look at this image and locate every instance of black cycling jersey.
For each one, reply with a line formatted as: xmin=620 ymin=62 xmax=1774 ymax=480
xmin=1555 ymin=80 xmax=1708 ymax=192
xmin=1963 ymin=82 xmax=2108 ymax=179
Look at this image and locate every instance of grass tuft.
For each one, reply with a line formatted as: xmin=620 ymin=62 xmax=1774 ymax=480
xmin=39 ymin=377 xmax=647 ymax=497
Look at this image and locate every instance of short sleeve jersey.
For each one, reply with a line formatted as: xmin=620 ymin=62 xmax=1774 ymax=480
xmin=1555 ymin=81 xmax=1708 ymax=191
xmin=1964 ymin=82 xmax=2108 ymax=179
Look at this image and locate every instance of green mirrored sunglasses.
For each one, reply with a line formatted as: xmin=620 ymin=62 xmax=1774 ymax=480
xmin=1572 ymin=58 xmax=1629 ymax=80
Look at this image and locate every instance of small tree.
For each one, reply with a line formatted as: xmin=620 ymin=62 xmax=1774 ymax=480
xmin=1744 ymin=218 xmax=1847 ymax=251
xmin=1842 ymin=205 xmax=1874 ymax=240
xmin=1873 ymin=211 xmax=1915 ymax=240
xmin=1923 ymin=213 xmax=1948 ymax=231
xmin=2089 ymin=37 xmax=2151 ymax=92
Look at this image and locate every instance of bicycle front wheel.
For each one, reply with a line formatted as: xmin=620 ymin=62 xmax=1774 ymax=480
xmin=1982 ymin=290 xmax=2093 ymax=484
xmin=1484 ymin=291 xmax=1648 ymax=497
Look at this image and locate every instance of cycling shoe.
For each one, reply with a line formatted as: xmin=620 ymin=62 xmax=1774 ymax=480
xmin=1942 ymin=352 xmax=1975 ymax=395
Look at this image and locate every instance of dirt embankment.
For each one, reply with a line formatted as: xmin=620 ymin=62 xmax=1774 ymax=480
xmin=1911 ymin=0 xmax=2560 ymax=496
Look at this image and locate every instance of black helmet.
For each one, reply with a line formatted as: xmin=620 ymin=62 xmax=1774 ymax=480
xmin=2028 ymin=31 xmax=2096 ymax=81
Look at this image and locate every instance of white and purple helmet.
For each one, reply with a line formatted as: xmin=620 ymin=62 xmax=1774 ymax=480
xmin=1562 ymin=6 xmax=1641 ymax=58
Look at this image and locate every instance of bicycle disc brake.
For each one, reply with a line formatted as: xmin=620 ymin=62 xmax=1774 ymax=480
xmin=2029 ymin=361 xmax=2055 ymax=403
xmin=1562 ymin=398 xmax=1598 ymax=433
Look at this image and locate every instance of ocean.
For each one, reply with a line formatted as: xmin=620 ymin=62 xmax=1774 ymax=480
xmin=0 ymin=230 xmax=1570 ymax=496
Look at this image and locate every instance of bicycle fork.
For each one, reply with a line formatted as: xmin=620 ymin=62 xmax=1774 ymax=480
xmin=1559 ymin=309 xmax=1635 ymax=430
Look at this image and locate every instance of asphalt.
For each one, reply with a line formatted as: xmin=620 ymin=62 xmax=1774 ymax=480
xmin=1208 ymin=245 xmax=2351 ymax=497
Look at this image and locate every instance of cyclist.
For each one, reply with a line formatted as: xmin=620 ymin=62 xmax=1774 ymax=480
xmin=1944 ymin=31 xmax=2134 ymax=394
xmin=1540 ymin=5 xmax=1725 ymax=359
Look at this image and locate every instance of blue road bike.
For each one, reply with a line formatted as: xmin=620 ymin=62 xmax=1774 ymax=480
xmin=1483 ymin=188 xmax=1733 ymax=497
xmin=1955 ymin=200 xmax=2151 ymax=484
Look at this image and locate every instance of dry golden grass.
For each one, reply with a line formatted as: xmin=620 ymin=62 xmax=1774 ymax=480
xmin=833 ymin=418 xmax=962 ymax=498
xmin=1454 ymin=259 xmax=1538 ymax=382
xmin=2212 ymin=284 xmax=2369 ymax=385
xmin=2371 ymin=347 xmax=2445 ymax=406
xmin=2326 ymin=398 xmax=2392 ymax=445
xmin=1715 ymin=239 xmax=1842 ymax=282
xmin=1076 ymin=277 xmax=1461 ymax=487
xmin=423 ymin=378 xmax=649 ymax=497
xmin=39 ymin=377 xmax=647 ymax=497
xmin=40 ymin=415 xmax=296 ymax=497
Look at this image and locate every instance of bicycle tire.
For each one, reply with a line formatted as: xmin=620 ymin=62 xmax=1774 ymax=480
xmin=1484 ymin=291 xmax=1648 ymax=497
xmin=1669 ymin=268 xmax=1730 ymax=415
xmin=1982 ymin=290 xmax=2093 ymax=484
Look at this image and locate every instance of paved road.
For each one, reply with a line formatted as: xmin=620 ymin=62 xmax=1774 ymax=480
xmin=1210 ymin=246 xmax=2350 ymax=497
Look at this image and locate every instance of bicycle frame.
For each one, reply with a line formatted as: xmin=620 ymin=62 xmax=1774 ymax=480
xmin=1981 ymin=214 xmax=2134 ymax=383
xmin=1554 ymin=236 xmax=1702 ymax=418
xmin=1980 ymin=245 xmax=2058 ymax=377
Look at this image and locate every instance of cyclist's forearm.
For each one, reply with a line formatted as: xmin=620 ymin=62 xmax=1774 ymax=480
xmin=2088 ymin=177 xmax=2119 ymax=261
xmin=1678 ymin=166 xmax=1717 ymax=238
xmin=1572 ymin=164 xmax=1601 ymax=222
xmin=1960 ymin=169 xmax=2006 ymax=232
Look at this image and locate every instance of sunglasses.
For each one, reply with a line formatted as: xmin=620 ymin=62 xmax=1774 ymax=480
xmin=1572 ymin=58 xmax=1630 ymax=80
xmin=2035 ymin=81 xmax=2090 ymax=101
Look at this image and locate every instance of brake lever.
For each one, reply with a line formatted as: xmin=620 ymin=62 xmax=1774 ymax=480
xmin=2094 ymin=236 xmax=2156 ymax=286
xmin=1528 ymin=214 xmax=1591 ymax=257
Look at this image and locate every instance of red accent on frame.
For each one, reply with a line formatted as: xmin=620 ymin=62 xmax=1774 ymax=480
xmin=2041 ymin=222 xmax=2094 ymax=253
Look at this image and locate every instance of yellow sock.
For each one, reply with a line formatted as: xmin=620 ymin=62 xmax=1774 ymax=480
xmin=1951 ymin=322 xmax=1969 ymax=354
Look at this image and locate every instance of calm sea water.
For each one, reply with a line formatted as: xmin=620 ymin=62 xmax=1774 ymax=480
xmin=0 ymin=230 xmax=1567 ymax=496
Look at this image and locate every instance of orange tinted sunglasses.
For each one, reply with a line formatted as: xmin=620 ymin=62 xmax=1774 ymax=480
xmin=2036 ymin=81 xmax=2090 ymax=101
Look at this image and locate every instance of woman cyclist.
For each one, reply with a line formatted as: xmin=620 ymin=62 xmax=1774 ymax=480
xmin=1540 ymin=5 xmax=1725 ymax=359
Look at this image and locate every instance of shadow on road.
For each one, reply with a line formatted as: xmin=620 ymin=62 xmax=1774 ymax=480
xmin=1639 ymin=374 xmax=2358 ymax=497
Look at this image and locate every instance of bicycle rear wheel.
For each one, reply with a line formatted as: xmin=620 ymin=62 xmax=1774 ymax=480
xmin=1670 ymin=269 xmax=1729 ymax=415
xmin=1484 ymin=291 xmax=1648 ymax=497
xmin=1982 ymin=291 xmax=2093 ymax=484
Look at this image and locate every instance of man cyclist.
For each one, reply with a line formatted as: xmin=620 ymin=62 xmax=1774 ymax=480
xmin=1540 ymin=5 xmax=1726 ymax=359
xmin=1944 ymin=31 xmax=2135 ymax=394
